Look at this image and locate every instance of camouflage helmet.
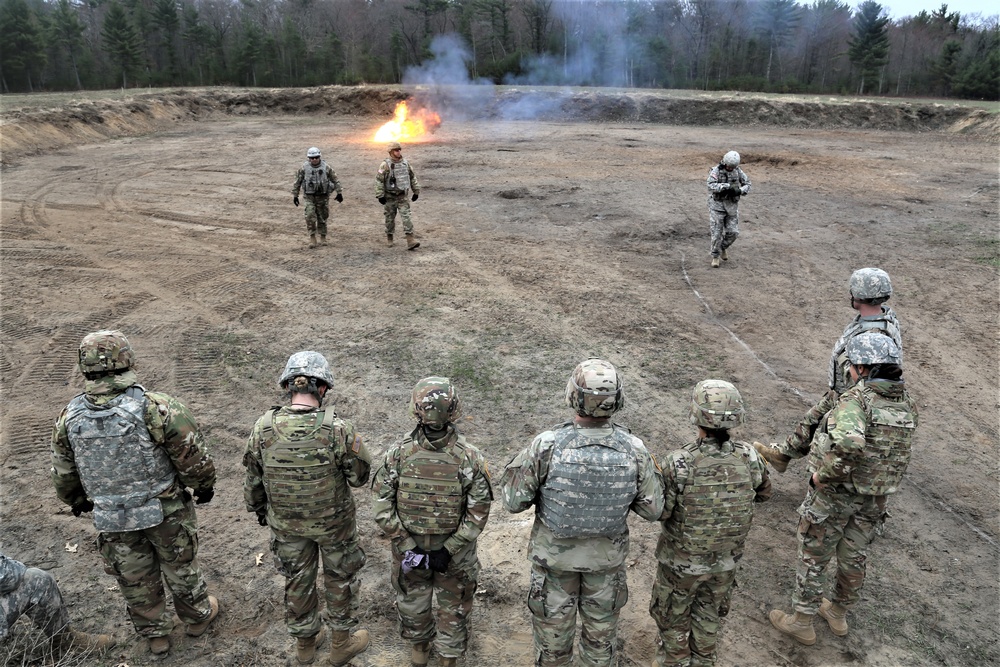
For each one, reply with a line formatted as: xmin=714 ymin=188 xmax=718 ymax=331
xmin=565 ymin=358 xmax=624 ymax=418
xmin=410 ymin=376 xmax=462 ymax=428
xmin=846 ymin=332 xmax=901 ymax=366
xmin=278 ymin=351 xmax=335 ymax=389
xmin=78 ymin=329 xmax=134 ymax=376
xmin=689 ymin=379 xmax=746 ymax=429
xmin=306 ymin=147 xmax=321 ymax=158
xmin=387 ymin=141 xmax=402 ymax=153
xmin=722 ymin=150 xmax=741 ymax=168
xmin=849 ymin=267 xmax=892 ymax=302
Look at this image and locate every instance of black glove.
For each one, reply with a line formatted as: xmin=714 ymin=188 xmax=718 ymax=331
xmin=729 ymin=185 xmax=742 ymax=199
xmin=193 ymin=488 xmax=214 ymax=505
xmin=428 ymin=548 xmax=452 ymax=573
xmin=335 ymin=193 xmax=343 ymax=203
xmin=71 ymin=499 xmax=94 ymax=517
xmin=256 ymin=512 xmax=268 ymax=527
xmin=411 ymin=193 xmax=419 ymax=202
xmin=378 ymin=196 xmax=387 ymax=205
xmin=293 ymin=196 xmax=300 ymax=207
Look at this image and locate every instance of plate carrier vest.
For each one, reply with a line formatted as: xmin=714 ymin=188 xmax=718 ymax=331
xmin=302 ymin=160 xmax=333 ymax=196
xmin=396 ymin=432 xmax=468 ymax=535
xmin=385 ymin=159 xmax=410 ymax=194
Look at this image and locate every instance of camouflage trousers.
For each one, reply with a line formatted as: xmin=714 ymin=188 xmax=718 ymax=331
xmin=527 ymin=563 xmax=628 ymax=667
xmin=708 ymin=206 xmax=739 ymax=257
xmin=0 ymin=567 xmax=71 ymax=641
xmin=391 ymin=540 xmax=479 ymax=659
xmin=649 ymin=565 xmax=735 ymax=667
xmin=304 ymin=195 xmax=330 ymax=236
xmin=793 ymin=484 xmax=886 ymax=614
xmin=781 ymin=389 xmax=838 ymax=458
xmin=270 ymin=529 xmax=365 ymax=638
xmin=383 ymin=193 xmax=414 ymax=236
xmin=97 ymin=497 xmax=212 ymax=638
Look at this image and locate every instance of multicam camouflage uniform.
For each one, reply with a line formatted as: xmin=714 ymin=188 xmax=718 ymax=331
xmin=651 ymin=438 xmax=771 ymax=667
xmin=376 ymin=155 xmax=421 ymax=236
xmin=371 ymin=423 xmax=492 ymax=660
xmin=50 ymin=371 xmax=216 ymax=640
xmin=0 ymin=554 xmax=70 ymax=641
xmin=706 ymin=162 xmax=750 ymax=259
xmin=243 ymin=405 xmax=371 ymax=639
xmin=501 ymin=422 xmax=663 ymax=667
xmin=292 ymin=159 xmax=343 ymax=238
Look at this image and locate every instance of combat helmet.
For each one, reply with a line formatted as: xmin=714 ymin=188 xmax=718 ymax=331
xmin=306 ymin=147 xmax=321 ymax=158
xmin=387 ymin=141 xmax=402 ymax=153
xmin=565 ymin=358 xmax=625 ymax=418
xmin=846 ymin=332 xmax=901 ymax=367
xmin=722 ymin=151 xmax=741 ymax=168
xmin=849 ymin=267 xmax=892 ymax=303
xmin=78 ymin=330 xmax=134 ymax=377
xmin=278 ymin=351 xmax=335 ymax=389
xmin=689 ymin=379 xmax=746 ymax=429
xmin=410 ymin=376 xmax=462 ymax=428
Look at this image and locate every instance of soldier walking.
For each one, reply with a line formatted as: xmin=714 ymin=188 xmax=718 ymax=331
xmin=372 ymin=377 xmax=492 ymax=667
xmin=706 ymin=151 xmax=750 ymax=268
xmin=650 ymin=380 xmax=771 ymax=667
xmin=501 ymin=358 xmax=663 ymax=667
xmin=243 ymin=351 xmax=372 ymax=666
xmin=292 ymin=146 xmax=343 ymax=248
xmin=376 ymin=141 xmax=421 ymax=250
xmin=50 ymin=330 xmax=220 ymax=656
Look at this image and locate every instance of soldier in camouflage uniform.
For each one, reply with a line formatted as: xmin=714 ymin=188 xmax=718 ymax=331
xmin=372 ymin=377 xmax=492 ymax=667
xmin=706 ymin=150 xmax=751 ymax=268
xmin=243 ymin=351 xmax=372 ymax=666
xmin=50 ymin=330 xmax=219 ymax=657
xmin=292 ymin=146 xmax=344 ymax=248
xmin=650 ymin=380 xmax=771 ymax=667
xmin=769 ymin=333 xmax=917 ymax=645
xmin=1 ymin=552 xmax=113 ymax=656
xmin=755 ymin=268 xmax=903 ymax=472
xmin=501 ymin=359 xmax=664 ymax=667
xmin=376 ymin=141 xmax=422 ymax=250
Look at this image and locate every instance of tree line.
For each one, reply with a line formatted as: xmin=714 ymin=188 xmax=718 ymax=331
xmin=1 ymin=0 xmax=997 ymax=100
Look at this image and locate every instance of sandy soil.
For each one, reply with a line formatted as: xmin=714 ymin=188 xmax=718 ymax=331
xmin=0 ymin=88 xmax=997 ymax=667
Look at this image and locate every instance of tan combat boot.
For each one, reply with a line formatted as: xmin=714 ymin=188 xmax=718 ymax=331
xmin=439 ymin=658 xmax=458 ymax=667
xmin=320 ymin=235 xmax=328 ymax=246
xmin=56 ymin=628 xmax=114 ymax=655
xmin=185 ymin=595 xmax=220 ymax=637
xmin=769 ymin=609 xmax=816 ymax=645
xmin=711 ymin=256 xmax=721 ymax=268
xmin=720 ymin=247 xmax=729 ymax=261
xmin=410 ymin=641 xmax=430 ymax=666
xmin=406 ymin=234 xmax=420 ymax=250
xmin=753 ymin=442 xmax=791 ymax=473
xmin=148 ymin=636 xmax=170 ymax=655
xmin=309 ymin=234 xmax=318 ymax=248
xmin=296 ymin=627 xmax=327 ymax=665
xmin=387 ymin=234 xmax=395 ymax=247
xmin=329 ymin=628 xmax=370 ymax=666
xmin=819 ymin=598 xmax=849 ymax=636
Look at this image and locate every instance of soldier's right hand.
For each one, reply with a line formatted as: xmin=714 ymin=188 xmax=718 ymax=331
xmin=71 ymin=499 xmax=94 ymax=517
xmin=256 ymin=512 xmax=268 ymax=527
xmin=378 ymin=196 xmax=387 ymax=205
xmin=293 ymin=196 xmax=300 ymax=207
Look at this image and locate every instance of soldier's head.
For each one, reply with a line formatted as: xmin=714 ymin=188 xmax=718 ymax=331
xmin=721 ymin=151 xmax=741 ymax=171
xmin=279 ymin=351 xmax=335 ymax=401
xmin=306 ymin=147 xmax=322 ymax=164
xmin=689 ymin=379 xmax=745 ymax=440
xmin=849 ymin=267 xmax=892 ymax=309
xmin=387 ymin=141 xmax=402 ymax=158
xmin=78 ymin=330 xmax=134 ymax=380
xmin=410 ymin=376 xmax=462 ymax=430
xmin=846 ymin=332 xmax=902 ymax=382
xmin=565 ymin=358 xmax=624 ymax=419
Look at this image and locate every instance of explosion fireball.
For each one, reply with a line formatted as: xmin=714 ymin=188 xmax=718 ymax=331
xmin=373 ymin=101 xmax=442 ymax=143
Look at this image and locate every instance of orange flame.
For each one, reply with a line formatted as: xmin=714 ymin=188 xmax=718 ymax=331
xmin=373 ymin=101 xmax=442 ymax=143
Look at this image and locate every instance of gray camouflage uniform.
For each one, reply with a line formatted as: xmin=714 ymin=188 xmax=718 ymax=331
xmin=0 ymin=554 xmax=71 ymax=642
xmin=706 ymin=163 xmax=750 ymax=258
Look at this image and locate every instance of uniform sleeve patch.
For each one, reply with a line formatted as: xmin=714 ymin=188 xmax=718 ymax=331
xmin=352 ymin=434 xmax=362 ymax=454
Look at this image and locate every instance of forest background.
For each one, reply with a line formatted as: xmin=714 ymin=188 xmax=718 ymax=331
xmin=0 ymin=0 xmax=997 ymax=100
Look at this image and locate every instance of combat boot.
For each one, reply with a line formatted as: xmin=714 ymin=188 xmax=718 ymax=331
xmin=185 ymin=595 xmax=220 ymax=637
xmin=387 ymin=234 xmax=395 ymax=247
xmin=711 ymin=256 xmax=721 ymax=268
xmin=56 ymin=628 xmax=114 ymax=655
xmin=295 ymin=627 xmax=327 ymax=665
xmin=439 ymin=658 xmax=458 ymax=667
xmin=769 ymin=609 xmax=816 ymax=645
xmin=329 ymin=628 xmax=370 ymax=666
xmin=309 ymin=234 xmax=318 ymax=248
xmin=720 ymin=247 xmax=729 ymax=261
xmin=753 ymin=442 xmax=791 ymax=473
xmin=819 ymin=598 xmax=849 ymax=636
xmin=406 ymin=234 xmax=421 ymax=250
xmin=320 ymin=235 xmax=329 ymax=246
xmin=148 ymin=636 xmax=170 ymax=655
xmin=410 ymin=641 xmax=430 ymax=666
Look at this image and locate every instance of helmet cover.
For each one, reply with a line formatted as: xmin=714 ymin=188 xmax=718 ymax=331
xmin=689 ymin=379 xmax=746 ymax=429
xmin=278 ymin=351 xmax=335 ymax=388
xmin=849 ymin=267 xmax=892 ymax=301
xmin=78 ymin=329 xmax=134 ymax=375
xmin=565 ymin=358 xmax=624 ymax=418
xmin=306 ymin=147 xmax=321 ymax=158
xmin=410 ymin=376 xmax=462 ymax=428
xmin=722 ymin=151 xmax=741 ymax=168
xmin=846 ymin=332 xmax=901 ymax=366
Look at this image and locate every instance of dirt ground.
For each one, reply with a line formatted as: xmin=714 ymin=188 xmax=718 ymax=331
xmin=1 ymin=87 xmax=998 ymax=667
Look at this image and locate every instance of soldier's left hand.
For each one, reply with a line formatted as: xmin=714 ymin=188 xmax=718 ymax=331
xmin=193 ymin=487 xmax=215 ymax=505
xmin=428 ymin=548 xmax=451 ymax=572
xmin=293 ymin=196 xmax=300 ymax=207
xmin=411 ymin=193 xmax=419 ymax=202
xmin=71 ymin=499 xmax=94 ymax=517
xmin=335 ymin=193 xmax=343 ymax=203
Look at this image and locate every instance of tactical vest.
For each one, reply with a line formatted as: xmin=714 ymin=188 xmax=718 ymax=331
xmin=385 ymin=159 xmax=410 ymax=193
xmin=831 ymin=317 xmax=903 ymax=394
xmin=712 ymin=165 xmax=742 ymax=202
xmin=847 ymin=383 xmax=916 ymax=495
xmin=302 ymin=161 xmax=332 ymax=196
xmin=396 ymin=432 xmax=466 ymax=535
xmin=259 ymin=408 xmax=353 ymax=532
xmin=662 ymin=440 xmax=756 ymax=555
xmin=537 ymin=423 xmax=638 ymax=539
xmin=65 ymin=386 xmax=175 ymax=533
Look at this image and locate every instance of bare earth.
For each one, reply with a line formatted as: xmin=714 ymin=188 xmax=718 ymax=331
xmin=1 ymin=87 xmax=998 ymax=667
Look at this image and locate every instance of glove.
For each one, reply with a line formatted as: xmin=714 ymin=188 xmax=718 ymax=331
xmin=428 ymin=548 xmax=452 ymax=573
xmin=411 ymin=193 xmax=419 ymax=202
xmin=293 ymin=196 xmax=299 ymax=207
xmin=193 ymin=488 xmax=214 ymax=505
xmin=335 ymin=193 xmax=343 ymax=203
xmin=71 ymin=499 xmax=94 ymax=517
xmin=256 ymin=512 xmax=268 ymax=527
xmin=718 ymin=182 xmax=730 ymax=191
xmin=378 ymin=196 xmax=387 ymax=205
xmin=401 ymin=550 xmax=429 ymax=574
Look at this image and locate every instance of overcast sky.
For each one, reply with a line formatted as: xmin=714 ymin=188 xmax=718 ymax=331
xmin=879 ymin=0 xmax=998 ymax=19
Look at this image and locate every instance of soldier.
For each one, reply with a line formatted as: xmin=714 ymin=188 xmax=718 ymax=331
xmin=768 ymin=333 xmax=917 ymax=645
xmin=292 ymin=146 xmax=343 ymax=248
xmin=376 ymin=141 xmax=421 ymax=250
xmin=50 ymin=330 xmax=219 ymax=656
xmin=706 ymin=150 xmax=751 ymax=268
xmin=372 ymin=377 xmax=492 ymax=667
xmin=1 ymin=552 xmax=114 ymax=656
xmin=501 ymin=358 xmax=664 ymax=667
xmin=755 ymin=268 xmax=903 ymax=472
xmin=243 ymin=351 xmax=372 ymax=666
xmin=650 ymin=380 xmax=771 ymax=667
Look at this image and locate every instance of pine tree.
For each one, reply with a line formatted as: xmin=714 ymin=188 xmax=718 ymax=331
xmin=0 ymin=0 xmax=47 ymax=91
xmin=102 ymin=0 xmax=144 ymax=88
xmin=50 ymin=0 xmax=86 ymax=89
xmin=848 ymin=0 xmax=890 ymax=94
